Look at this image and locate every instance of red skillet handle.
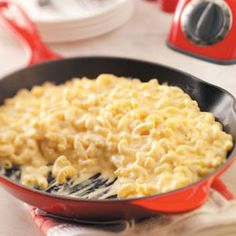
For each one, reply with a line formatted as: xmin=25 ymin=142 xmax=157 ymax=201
xmin=211 ymin=156 xmax=236 ymax=200
xmin=212 ymin=178 xmax=234 ymax=200
xmin=0 ymin=1 xmax=61 ymax=65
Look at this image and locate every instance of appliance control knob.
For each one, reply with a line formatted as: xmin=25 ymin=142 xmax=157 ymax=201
xmin=181 ymin=0 xmax=232 ymax=45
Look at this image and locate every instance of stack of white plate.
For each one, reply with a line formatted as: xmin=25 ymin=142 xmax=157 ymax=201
xmin=14 ymin=0 xmax=135 ymax=43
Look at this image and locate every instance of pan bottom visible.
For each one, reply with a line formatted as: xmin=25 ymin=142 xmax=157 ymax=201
xmin=34 ymin=207 xmax=159 ymax=226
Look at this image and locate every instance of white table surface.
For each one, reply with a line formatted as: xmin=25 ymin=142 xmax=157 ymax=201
xmin=0 ymin=1 xmax=235 ymax=235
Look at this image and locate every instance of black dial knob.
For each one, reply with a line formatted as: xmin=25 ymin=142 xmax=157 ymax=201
xmin=181 ymin=0 xmax=232 ymax=45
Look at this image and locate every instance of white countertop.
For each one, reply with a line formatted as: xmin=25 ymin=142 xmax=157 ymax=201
xmin=0 ymin=1 xmax=235 ymax=235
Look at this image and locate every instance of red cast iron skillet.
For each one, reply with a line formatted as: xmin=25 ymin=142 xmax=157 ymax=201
xmin=0 ymin=1 xmax=235 ymax=221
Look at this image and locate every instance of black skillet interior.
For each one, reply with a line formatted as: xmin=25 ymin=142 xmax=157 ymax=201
xmin=0 ymin=57 xmax=236 ymax=195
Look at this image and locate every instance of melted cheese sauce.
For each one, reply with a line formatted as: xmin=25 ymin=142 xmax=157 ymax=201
xmin=0 ymin=74 xmax=233 ymax=199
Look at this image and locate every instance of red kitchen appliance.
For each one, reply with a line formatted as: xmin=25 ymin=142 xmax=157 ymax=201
xmin=160 ymin=0 xmax=180 ymax=12
xmin=168 ymin=0 xmax=236 ymax=64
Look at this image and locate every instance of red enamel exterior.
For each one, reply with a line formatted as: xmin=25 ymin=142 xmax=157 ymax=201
xmin=0 ymin=1 xmax=235 ymax=220
xmin=168 ymin=0 xmax=236 ymax=61
xmin=0 ymin=157 xmax=234 ymax=220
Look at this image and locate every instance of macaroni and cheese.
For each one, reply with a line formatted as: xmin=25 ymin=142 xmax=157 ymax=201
xmin=0 ymin=74 xmax=233 ymax=198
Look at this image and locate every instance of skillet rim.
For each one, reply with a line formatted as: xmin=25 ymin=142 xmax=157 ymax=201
xmin=0 ymin=56 xmax=235 ymax=203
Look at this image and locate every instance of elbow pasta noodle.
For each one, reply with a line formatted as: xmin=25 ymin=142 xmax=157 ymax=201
xmin=0 ymin=74 xmax=233 ymax=198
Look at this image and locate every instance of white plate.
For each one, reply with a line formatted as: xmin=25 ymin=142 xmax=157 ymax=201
xmin=14 ymin=0 xmax=135 ymax=42
xmin=39 ymin=2 xmax=134 ymax=42
xmin=14 ymin=0 xmax=131 ymax=24
xmin=36 ymin=0 xmax=134 ymax=29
